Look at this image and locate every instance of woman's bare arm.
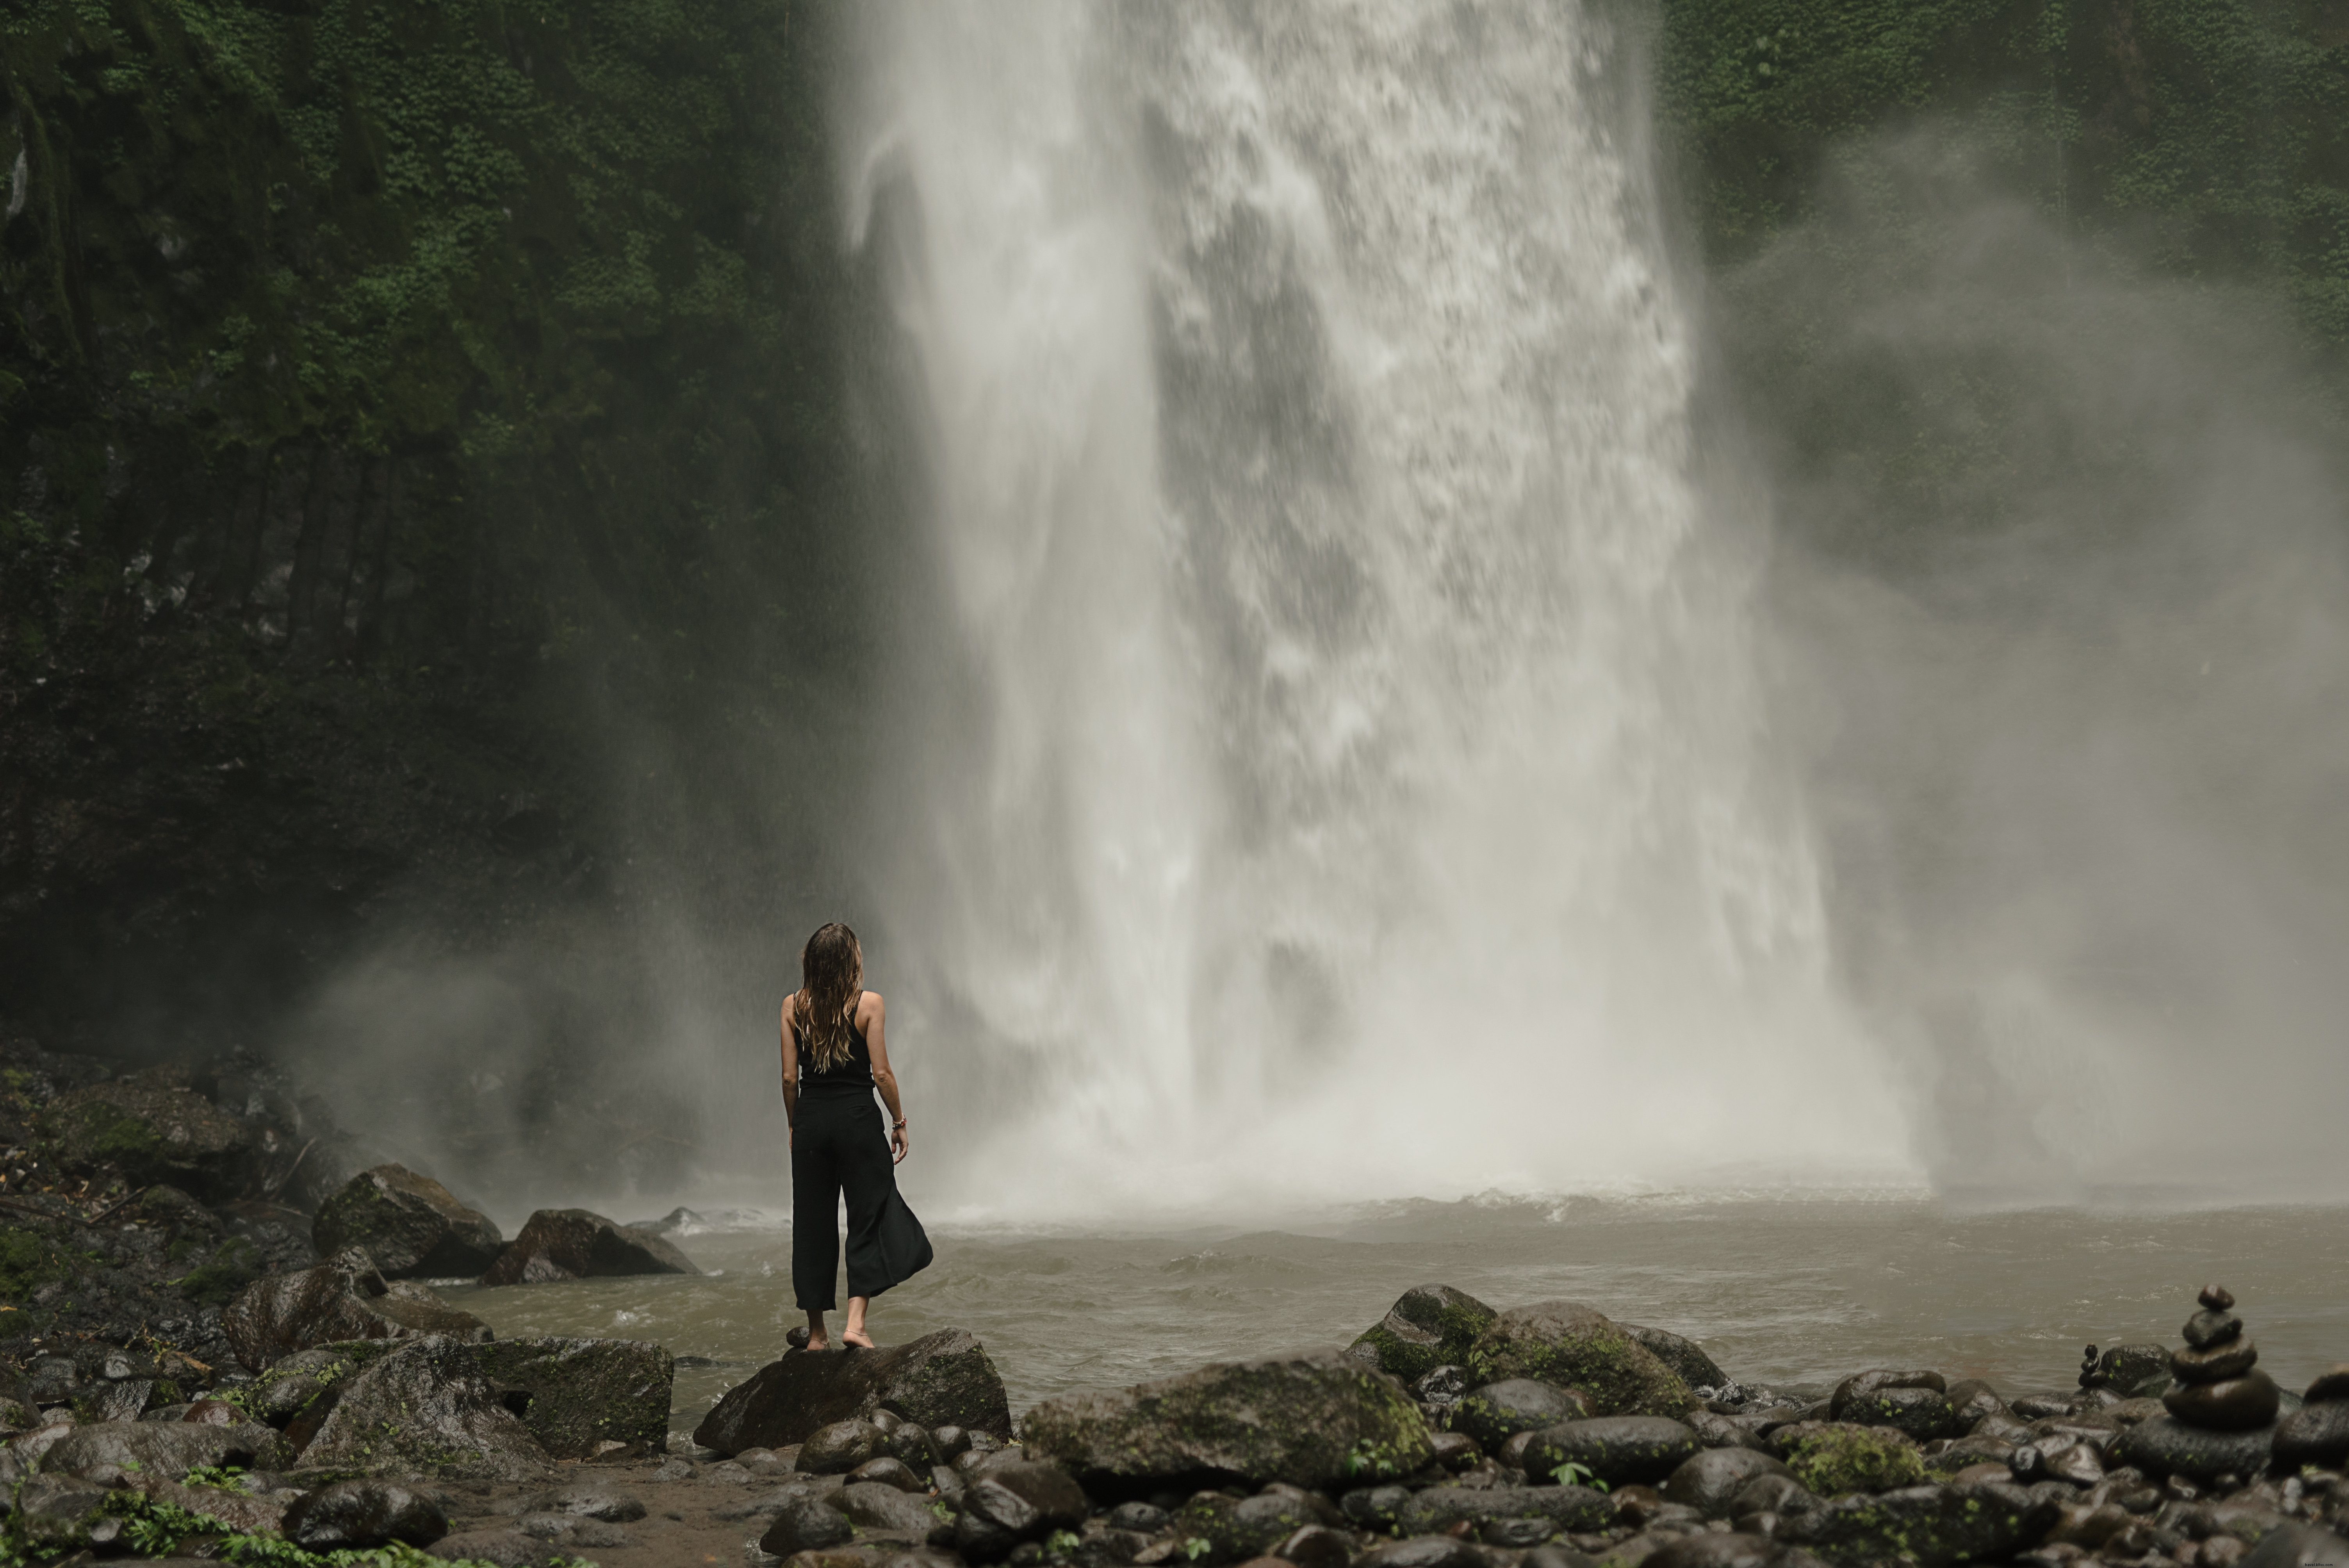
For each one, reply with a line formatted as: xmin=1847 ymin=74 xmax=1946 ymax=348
xmin=779 ymin=996 xmax=800 ymax=1142
xmin=862 ymin=992 xmax=909 ymax=1164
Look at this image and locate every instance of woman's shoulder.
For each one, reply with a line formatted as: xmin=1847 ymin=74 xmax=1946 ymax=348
xmin=857 ymin=989 xmax=885 ymax=1016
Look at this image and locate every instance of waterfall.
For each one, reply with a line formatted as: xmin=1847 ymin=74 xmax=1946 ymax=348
xmin=847 ymin=0 xmax=1911 ymax=1216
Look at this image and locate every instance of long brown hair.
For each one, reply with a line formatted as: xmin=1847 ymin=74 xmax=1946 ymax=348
xmin=795 ymin=922 xmax=864 ymax=1072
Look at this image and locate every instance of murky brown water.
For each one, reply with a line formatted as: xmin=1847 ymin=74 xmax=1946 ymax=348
xmin=442 ymin=1195 xmax=2349 ymax=1440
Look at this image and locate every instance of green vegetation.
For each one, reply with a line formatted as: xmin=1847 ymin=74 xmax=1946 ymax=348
xmin=0 ymin=1223 xmax=77 ymax=1304
xmin=173 ymin=1234 xmax=265 ymax=1306
xmin=1786 ymin=1425 xmax=1930 ymax=1494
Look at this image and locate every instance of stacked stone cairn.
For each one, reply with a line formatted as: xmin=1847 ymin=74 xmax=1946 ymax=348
xmin=2164 ymin=1285 xmax=2279 ymax=1434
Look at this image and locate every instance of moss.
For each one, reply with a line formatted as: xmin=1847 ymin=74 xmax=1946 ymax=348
xmin=1465 ymin=1305 xmax=1695 ymax=1420
xmin=1787 ymin=1427 xmax=1928 ymax=1495
xmin=172 ymin=1236 xmax=264 ymax=1307
xmin=0 ymin=1223 xmax=75 ymax=1301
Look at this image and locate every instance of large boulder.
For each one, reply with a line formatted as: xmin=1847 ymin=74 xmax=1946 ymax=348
xmin=1022 ymin=1350 xmax=1434 ymax=1496
xmin=473 ymin=1336 xmax=673 ymax=1459
xmin=479 ymin=1209 xmax=698 ymax=1285
xmin=1781 ymin=1481 xmax=2059 ymax=1565
xmin=293 ymin=1335 xmax=554 ymax=1481
xmin=1349 ymin=1285 xmax=1498 ymax=1383
xmin=312 ymin=1166 xmax=504 ymax=1279
xmin=955 ymin=1459 xmax=1089 ymax=1561
xmin=222 ymin=1247 xmax=492 ymax=1370
xmin=40 ymin=1082 xmax=251 ymax=1199
xmin=1465 ymin=1302 xmax=1695 ymax=1418
xmin=283 ymin=1479 xmax=452 ymax=1549
xmin=695 ymin=1328 xmax=1010 ymax=1453
xmin=1624 ymin=1326 xmax=1730 ymax=1392
xmin=1662 ymin=1447 xmax=1794 ymax=1517
xmin=1450 ymin=1379 xmax=1592 ymax=1452
xmin=37 ymin=1418 xmax=291 ymax=1477
xmin=2111 ymin=1413 xmax=2280 ymax=1485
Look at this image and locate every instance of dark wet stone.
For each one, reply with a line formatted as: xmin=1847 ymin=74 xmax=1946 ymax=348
xmin=1690 ymin=1411 xmax=1774 ymax=1453
xmin=1399 ymin=1484 xmax=1612 ymax=1536
xmin=472 ymin=1335 xmax=674 ymax=1460
xmin=2164 ymin=1371 xmax=2280 ymax=1433
xmin=1350 ymin=1286 xmax=1500 ymax=1384
xmin=2199 ymin=1286 xmax=2237 ymax=1313
xmin=1781 ymin=1480 xmax=2058 ymax=1565
xmin=1522 ymin=1547 xmax=1601 ymax=1568
xmin=851 ymin=1455 xmax=929 ymax=1491
xmin=1180 ymin=1491 xmax=1319 ymax=1560
xmin=39 ymin=1417 xmax=289 ymax=1477
xmin=1646 ymin=1532 xmax=1783 ymax=1568
xmin=1832 ymin=1370 xmax=1947 ymax=1411
xmin=835 ymin=1478 xmax=945 ymax=1535
xmin=800 ymin=1419 xmax=887 ymax=1474
xmin=222 ymin=1247 xmax=490 ymax=1371
xmin=2274 ymin=1401 xmax=2349 ymax=1469
xmin=1354 ymin=1536 xmax=1490 ymax=1568
xmin=294 ymin=1335 xmax=552 ymax=1481
xmin=312 ymin=1165 xmax=504 ymax=1280
xmin=1023 ymin=1352 xmax=1433 ymax=1496
xmin=426 ymin=1528 xmax=576 ymax=1566
xmin=1731 ymin=1473 xmax=1820 ymax=1519
xmin=932 ymin=1423 xmax=977 ymax=1461
xmin=41 ymin=1081 xmax=253 ymax=1199
xmin=2304 ymin=1367 xmax=2349 ymax=1406
xmin=479 ymin=1208 xmax=699 ymax=1285
xmin=1663 ymin=1448 xmax=1794 ymax=1517
xmin=2111 ymin=1414 xmax=2279 ymax=1484
xmin=1521 ymin=1417 xmax=1703 ymax=1487
xmin=283 ymin=1479 xmax=450 ymax=1549
xmin=1279 ymin=1523 xmax=1357 ymax=1568
xmin=1468 ymin=1303 xmax=1694 ymax=1419
xmin=2091 ymin=1347 xmax=2174 ymax=1397
xmin=1341 ymin=1484 xmax=1413 ymax=1530
xmin=1429 ymin=1430 xmax=1480 ymax=1470
xmin=1624 ymin=1326 xmax=1731 ymax=1393
xmin=1416 ymin=1366 xmax=1471 ymax=1410
xmin=524 ymin=1486 xmax=647 ymax=1522
xmin=1109 ymin=1502 xmax=1169 ymax=1533
xmin=2239 ymin=1525 xmax=2349 ymax=1568
xmin=956 ymin=1460 xmax=1087 ymax=1560
xmin=759 ymin=1499 xmax=857 ymax=1557
xmin=2174 ymin=1340 xmax=2261 ymax=1386
xmin=1834 ymin=1386 xmax=1964 ymax=1443
xmin=696 ymin=1328 xmax=1012 ymax=1453
xmin=2010 ymin=1393 xmax=2076 ymax=1420
xmin=1943 ymin=1379 xmax=2009 ymax=1428
xmin=2184 ymin=1311 xmax=2244 ymax=1351
xmin=2044 ymin=1441 xmax=2106 ymax=1487
xmin=1453 ymin=1380 xmax=1593 ymax=1453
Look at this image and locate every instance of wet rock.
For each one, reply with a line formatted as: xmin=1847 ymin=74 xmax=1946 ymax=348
xmin=1663 ymin=1448 xmax=1794 ymax=1516
xmin=1453 ymin=1380 xmax=1593 ymax=1453
xmin=1110 ymin=1502 xmax=1170 ymax=1533
xmin=11 ymin=1472 xmax=112 ymax=1556
xmin=1341 ymin=1484 xmax=1412 ymax=1531
xmin=1180 ymin=1490 xmax=1319 ymax=1560
xmin=2184 ymin=1313 xmax=2243 ymax=1351
xmin=428 ymin=1527 xmax=578 ymax=1565
xmin=525 ymin=1485 xmax=647 ymax=1522
xmin=2239 ymin=1525 xmax=2349 ymax=1568
xmin=1022 ymin=1351 xmax=1434 ymax=1495
xmin=312 ymin=1165 xmax=504 ymax=1279
xmin=760 ymin=1498 xmax=861 ymax=1556
xmin=2167 ymin=1372 xmax=2281 ymax=1433
xmin=2111 ymin=1415 xmax=2279 ymax=1485
xmin=1398 ymin=1483 xmax=1613 ymax=1536
xmin=2272 ymin=1401 xmax=2349 ymax=1468
xmin=38 ymin=1417 xmax=289 ymax=1477
xmin=697 ymin=1328 xmax=1012 ymax=1453
xmin=957 ymin=1459 xmax=1088 ymax=1560
xmin=1624 ymin=1327 xmax=1730 ymax=1393
xmin=1833 ymin=1386 xmax=1964 ymax=1443
xmin=294 ymin=1335 xmax=553 ymax=1480
xmin=478 ymin=1208 xmax=699 ymax=1285
xmin=41 ymin=1081 xmax=251 ymax=1199
xmin=834 ymin=1477 xmax=948 ymax=1534
xmin=1350 ymin=1285 xmax=1500 ymax=1383
xmin=1690 ymin=1411 xmax=1775 ymax=1454
xmin=2043 ymin=1441 xmax=2106 ymax=1487
xmin=1416 ymin=1365 xmax=1472 ymax=1414
xmin=472 ymin=1335 xmax=673 ymax=1459
xmin=516 ymin=1512 xmax=627 ymax=1547
xmin=1353 ymin=1536 xmax=1490 ymax=1568
xmin=800 ymin=1418 xmax=887 ymax=1474
xmin=1466 ymin=1302 xmax=1695 ymax=1419
xmin=125 ymin=1472 xmax=289 ymax=1534
xmin=1943 ymin=1379 xmax=2009 ymax=1428
xmin=1646 ymin=1532 xmax=1782 ymax=1568
xmin=1280 ymin=1523 xmax=1358 ymax=1567
xmin=1731 ymin=1472 xmax=1820 ymax=1520
xmin=852 ymin=1455 xmax=929 ymax=1491
xmin=1772 ymin=1424 xmax=1926 ymax=1495
xmin=2304 ymin=1367 xmax=2349 ymax=1405
xmin=2175 ymin=1340 xmax=2262 ymax=1384
xmin=2089 ymin=1347 xmax=2174 ymax=1398
xmin=1429 ymin=1430 xmax=1480 ymax=1469
xmin=283 ymin=1478 xmax=451 ymax=1548
xmin=1520 ymin=1417 xmax=1702 ymax=1487
xmin=222 ymin=1246 xmax=491 ymax=1370
xmin=1781 ymin=1480 xmax=2057 ymax=1565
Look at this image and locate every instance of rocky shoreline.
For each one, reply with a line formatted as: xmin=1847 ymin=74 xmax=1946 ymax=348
xmin=6 ymin=1039 xmax=2349 ymax=1568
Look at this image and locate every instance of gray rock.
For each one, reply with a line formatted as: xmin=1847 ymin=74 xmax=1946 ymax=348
xmin=2112 ymin=1413 xmax=2279 ymax=1484
xmin=759 ymin=1499 xmax=858 ymax=1556
xmin=524 ymin=1486 xmax=647 ymax=1522
xmin=1624 ymin=1326 xmax=1731 ymax=1393
xmin=801 ymin=1418 xmax=887 ymax=1474
xmin=283 ymin=1479 xmax=451 ymax=1548
xmin=1177 ymin=1490 xmax=1319 ymax=1560
xmin=1520 ymin=1417 xmax=1704 ymax=1486
xmin=1833 ymin=1385 xmax=1964 ymax=1442
xmin=294 ymin=1335 xmax=553 ymax=1480
xmin=1349 ymin=1285 xmax=1500 ymax=1383
xmin=1646 ymin=1533 xmax=1783 ymax=1568
xmin=1452 ymin=1379 xmax=1593 ymax=1453
xmin=515 ymin=1513 xmax=627 ymax=1546
xmin=221 ymin=1248 xmax=491 ymax=1371
xmin=12 ymin=1472 xmax=112 ymax=1557
xmin=246 ymin=1343 xmax=389 ymax=1425
xmin=851 ymin=1455 xmax=929 ymax=1491
xmin=1341 ymin=1484 xmax=1413 ymax=1531
xmin=312 ymin=1165 xmax=504 ymax=1279
xmin=1355 ymin=1536 xmax=1490 ymax=1568
xmin=1689 ymin=1411 xmax=1774 ymax=1453
xmin=2240 ymin=1525 xmax=2349 ymax=1568
xmin=696 ymin=1328 xmax=1012 ymax=1454
xmin=957 ymin=1459 xmax=1088 ymax=1560
xmin=835 ymin=1479 xmax=947 ymax=1535
xmin=1022 ymin=1351 xmax=1433 ymax=1495
xmin=1398 ymin=1484 xmax=1613 ymax=1536
xmin=37 ymin=1418 xmax=289 ymax=1477
xmin=472 ymin=1336 xmax=673 ymax=1459
xmin=2274 ymin=1400 xmax=2349 ymax=1469
xmin=1731 ymin=1472 xmax=1819 ymax=1519
xmin=1108 ymin=1502 xmax=1168 ymax=1533
xmin=1781 ymin=1480 xmax=2058 ymax=1564
xmin=479 ymin=1208 xmax=700 ymax=1285
xmin=1663 ymin=1447 xmax=1793 ymax=1516
xmin=427 ymin=1528 xmax=574 ymax=1565
xmin=1467 ymin=1303 xmax=1694 ymax=1419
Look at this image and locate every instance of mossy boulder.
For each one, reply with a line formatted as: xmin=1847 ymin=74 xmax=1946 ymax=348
xmin=1624 ymin=1325 xmax=1731 ymax=1392
xmin=293 ymin=1336 xmax=554 ymax=1482
xmin=1780 ymin=1481 xmax=2058 ymax=1564
xmin=1349 ymin=1285 xmax=1497 ymax=1383
xmin=1464 ymin=1301 xmax=1695 ymax=1418
xmin=222 ymin=1246 xmax=491 ymax=1371
xmin=313 ymin=1165 xmax=504 ymax=1279
xmin=473 ymin=1336 xmax=673 ymax=1459
xmin=695 ymin=1328 xmax=1011 ymax=1454
xmin=237 ymin=1340 xmax=396 ymax=1428
xmin=40 ymin=1082 xmax=251 ymax=1198
xmin=39 ymin=1418 xmax=292 ymax=1478
xmin=1779 ymin=1423 xmax=1928 ymax=1495
xmin=1022 ymin=1351 xmax=1435 ymax=1496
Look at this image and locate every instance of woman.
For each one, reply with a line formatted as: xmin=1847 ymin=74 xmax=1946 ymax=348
xmin=781 ymin=921 xmax=927 ymax=1350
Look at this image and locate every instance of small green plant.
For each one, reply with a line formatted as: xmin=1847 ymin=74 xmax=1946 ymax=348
xmin=1551 ymin=1461 xmax=1608 ymax=1492
xmin=1183 ymin=1539 xmax=1214 ymax=1561
xmin=1044 ymin=1529 xmax=1082 ymax=1559
xmin=182 ymin=1465 xmax=251 ymax=1492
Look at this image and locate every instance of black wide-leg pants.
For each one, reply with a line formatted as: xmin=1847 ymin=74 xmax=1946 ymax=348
xmin=791 ymin=1091 xmax=894 ymax=1311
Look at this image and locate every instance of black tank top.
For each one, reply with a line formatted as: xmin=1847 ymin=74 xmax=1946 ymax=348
xmin=797 ymin=992 xmax=873 ymax=1097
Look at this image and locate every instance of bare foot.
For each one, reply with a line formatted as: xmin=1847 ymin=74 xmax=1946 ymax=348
xmin=841 ymin=1327 xmax=874 ymax=1349
xmin=806 ymin=1334 xmax=831 ymax=1352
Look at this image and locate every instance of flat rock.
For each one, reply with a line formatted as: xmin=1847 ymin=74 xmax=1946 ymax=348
xmin=41 ymin=1082 xmax=250 ymax=1199
xmin=1519 ymin=1417 xmax=1703 ymax=1486
xmin=1349 ymin=1285 xmax=1500 ymax=1383
xmin=696 ymin=1328 xmax=1011 ymax=1453
xmin=427 ymin=1528 xmax=575 ymax=1566
xmin=1452 ymin=1379 xmax=1593 ymax=1452
xmin=479 ymin=1208 xmax=700 ymax=1285
xmin=1624 ymin=1326 xmax=1730 ymax=1392
xmin=1397 ymin=1484 xmax=1613 ymax=1536
xmin=312 ymin=1165 xmax=504 ymax=1279
xmin=37 ymin=1418 xmax=290 ymax=1478
xmin=1022 ymin=1351 xmax=1433 ymax=1495
xmin=2110 ymin=1414 xmax=2278 ymax=1485
xmin=1465 ymin=1302 xmax=1694 ymax=1418
xmin=221 ymin=1247 xmax=492 ymax=1371
xmin=473 ymin=1335 xmax=673 ymax=1459
xmin=283 ymin=1478 xmax=451 ymax=1548
xmin=294 ymin=1335 xmax=553 ymax=1481
xmin=833 ymin=1478 xmax=945 ymax=1535
xmin=1781 ymin=1480 xmax=2057 ymax=1565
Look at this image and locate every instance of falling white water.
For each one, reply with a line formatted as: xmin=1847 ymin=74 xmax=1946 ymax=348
xmin=847 ymin=0 xmax=1913 ymax=1217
